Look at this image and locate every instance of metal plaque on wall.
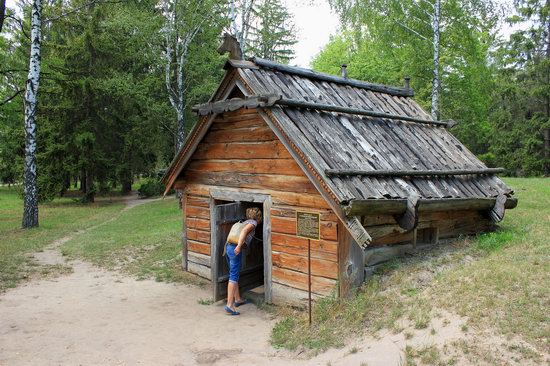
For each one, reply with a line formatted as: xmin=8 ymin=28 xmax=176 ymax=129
xmin=296 ymin=211 xmax=320 ymax=240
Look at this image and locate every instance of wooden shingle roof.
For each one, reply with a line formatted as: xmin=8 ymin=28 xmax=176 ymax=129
xmin=235 ymin=58 xmax=512 ymax=201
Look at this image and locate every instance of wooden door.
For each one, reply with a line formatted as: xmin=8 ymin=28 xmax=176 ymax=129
xmin=212 ymin=202 xmax=264 ymax=301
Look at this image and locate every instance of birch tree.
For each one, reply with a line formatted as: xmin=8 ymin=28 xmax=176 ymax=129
xmin=22 ymin=0 xmax=42 ymax=228
xmin=230 ymin=0 xmax=255 ymax=57
xmin=163 ymin=0 xmax=220 ymax=151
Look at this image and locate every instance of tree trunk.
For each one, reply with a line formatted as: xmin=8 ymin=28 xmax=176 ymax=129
xmin=0 ymin=0 xmax=6 ymax=33
xmin=544 ymin=9 xmax=549 ymax=175
xmin=176 ymin=107 xmax=185 ymax=151
xmin=84 ymin=170 xmax=95 ymax=203
xmin=431 ymin=0 xmax=441 ymax=120
xmin=22 ymin=0 xmax=42 ymax=229
xmin=121 ymin=176 xmax=132 ymax=194
xmin=80 ymin=170 xmax=86 ymax=192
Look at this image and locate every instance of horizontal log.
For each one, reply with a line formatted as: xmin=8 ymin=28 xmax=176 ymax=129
xmin=187 ymin=252 xmax=211 ymax=267
xmin=184 ymin=170 xmax=318 ymax=194
xmin=187 ymin=158 xmax=303 ymax=176
xmin=343 ymin=197 xmax=518 ymax=216
xmin=276 ymin=98 xmax=451 ymax=127
xmin=194 ymin=94 xmax=453 ymax=127
xmin=272 ymin=266 xmax=336 ymax=296
xmin=187 ymin=262 xmax=211 ymax=280
xmin=326 ymin=168 xmax=506 ymax=177
xmin=271 ymin=244 xmax=337 ymax=262
xmin=187 ymin=217 xmax=210 ymax=231
xmin=187 ymin=239 xmax=210 ymax=255
xmin=210 ymin=118 xmax=265 ymax=130
xmin=185 ymin=205 xmax=210 ymax=219
xmin=252 ymin=57 xmax=414 ymax=97
xmin=272 ymin=251 xmax=338 ymax=279
xmin=182 ymin=183 xmax=330 ymax=209
xmin=186 ymin=195 xmax=210 ymax=208
xmin=193 ymin=141 xmax=292 ymax=160
xmin=203 ymin=126 xmax=277 ymax=143
xmin=271 ymin=232 xmax=338 ymax=255
xmin=369 ymin=215 xmax=494 ymax=246
xmin=187 ymin=228 xmax=210 ymax=243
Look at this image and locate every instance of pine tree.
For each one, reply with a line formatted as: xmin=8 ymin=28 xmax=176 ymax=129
xmin=489 ymin=0 xmax=550 ymax=175
xmin=247 ymin=0 xmax=297 ymax=64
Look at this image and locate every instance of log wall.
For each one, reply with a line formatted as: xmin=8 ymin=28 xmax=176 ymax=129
xmin=176 ymin=108 xmax=338 ymax=296
xmin=363 ymin=209 xmax=495 ymax=247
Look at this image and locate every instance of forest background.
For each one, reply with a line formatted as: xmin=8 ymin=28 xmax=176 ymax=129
xmin=0 ymin=0 xmax=548 ymax=206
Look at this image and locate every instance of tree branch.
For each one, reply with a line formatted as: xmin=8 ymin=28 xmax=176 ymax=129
xmin=395 ymin=20 xmax=429 ymax=41
xmin=43 ymin=0 xmax=125 ymax=22
xmin=6 ymin=14 xmax=29 ymax=38
xmin=0 ymin=88 xmax=23 ymax=107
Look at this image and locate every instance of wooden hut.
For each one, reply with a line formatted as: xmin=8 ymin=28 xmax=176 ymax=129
xmin=162 ymin=57 xmax=516 ymax=304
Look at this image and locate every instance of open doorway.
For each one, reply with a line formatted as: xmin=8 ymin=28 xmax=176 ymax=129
xmin=209 ymin=190 xmax=272 ymax=303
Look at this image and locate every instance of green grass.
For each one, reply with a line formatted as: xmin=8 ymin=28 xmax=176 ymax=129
xmin=61 ymin=198 xmax=205 ymax=286
xmin=0 ymin=186 xmax=124 ymax=291
xmin=271 ymin=178 xmax=549 ymax=355
xmin=432 ymin=178 xmax=550 ymax=349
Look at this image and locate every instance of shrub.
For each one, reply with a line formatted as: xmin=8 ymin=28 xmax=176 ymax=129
xmin=138 ymin=178 xmax=165 ymax=198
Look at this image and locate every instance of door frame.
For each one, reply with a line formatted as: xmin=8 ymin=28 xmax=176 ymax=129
xmin=209 ymin=189 xmax=272 ymax=303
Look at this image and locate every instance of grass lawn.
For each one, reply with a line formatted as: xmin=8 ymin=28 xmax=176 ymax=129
xmin=0 ymin=186 xmax=125 ymax=291
xmin=271 ymin=178 xmax=549 ymax=361
xmin=61 ymin=198 xmax=206 ymax=286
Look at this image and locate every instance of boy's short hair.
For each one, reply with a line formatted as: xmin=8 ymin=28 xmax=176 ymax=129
xmin=246 ymin=207 xmax=262 ymax=224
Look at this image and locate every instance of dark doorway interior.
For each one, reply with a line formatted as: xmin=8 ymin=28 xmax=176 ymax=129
xmin=212 ymin=200 xmax=264 ymax=301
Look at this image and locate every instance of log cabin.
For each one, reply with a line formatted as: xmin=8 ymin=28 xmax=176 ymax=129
xmin=162 ymin=56 xmax=516 ymax=304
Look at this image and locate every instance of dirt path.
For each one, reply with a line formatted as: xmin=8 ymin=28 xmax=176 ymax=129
xmin=0 ymin=196 xmax=543 ymax=365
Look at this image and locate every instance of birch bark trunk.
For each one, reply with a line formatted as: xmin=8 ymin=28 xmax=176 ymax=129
xmin=431 ymin=0 xmax=441 ymax=120
xmin=22 ymin=0 xmax=42 ymax=228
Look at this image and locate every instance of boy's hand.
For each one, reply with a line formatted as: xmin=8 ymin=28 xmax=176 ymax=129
xmin=234 ymin=245 xmax=241 ymax=255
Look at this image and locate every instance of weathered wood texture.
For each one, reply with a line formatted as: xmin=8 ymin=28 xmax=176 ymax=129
xmin=184 ymin=193 xmax=212 ymax=279
xmin=179 ymin=109 xmax=338 ymax=295
xmin=236 ymin=65 xmax=514 ymax=202
xmin=363 ymin=209 xmax=494 ymax=247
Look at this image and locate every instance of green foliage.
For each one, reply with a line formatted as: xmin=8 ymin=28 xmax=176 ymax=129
xmin=0 ymin=0 xmax=226 ymax=203
xmin=247 ymin=0 xmax=297 ymax=63
xmin=488 ymin=1 xmax=550 ymax=175
xmin=137 ymin=178 xmax=165 ymax=198
xmin=0 ymin=12 xmax=25 ymax=186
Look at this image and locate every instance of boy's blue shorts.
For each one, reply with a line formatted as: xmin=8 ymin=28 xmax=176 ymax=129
xmin=225 ymin=243 xmax=242 ymax=283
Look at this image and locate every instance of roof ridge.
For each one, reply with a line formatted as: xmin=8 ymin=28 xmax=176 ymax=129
xmin=250 ymin=57 xmax=414 ymax=98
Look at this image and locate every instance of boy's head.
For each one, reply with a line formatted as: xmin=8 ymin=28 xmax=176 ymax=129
xmin=246 ymin=207 xmax=262 ymax=224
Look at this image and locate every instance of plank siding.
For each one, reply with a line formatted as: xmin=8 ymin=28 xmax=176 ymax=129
xmin=178 ymin=109 xmax=339 ymax=295
xmin=185 ymin=193 xmax=212 ymax=278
